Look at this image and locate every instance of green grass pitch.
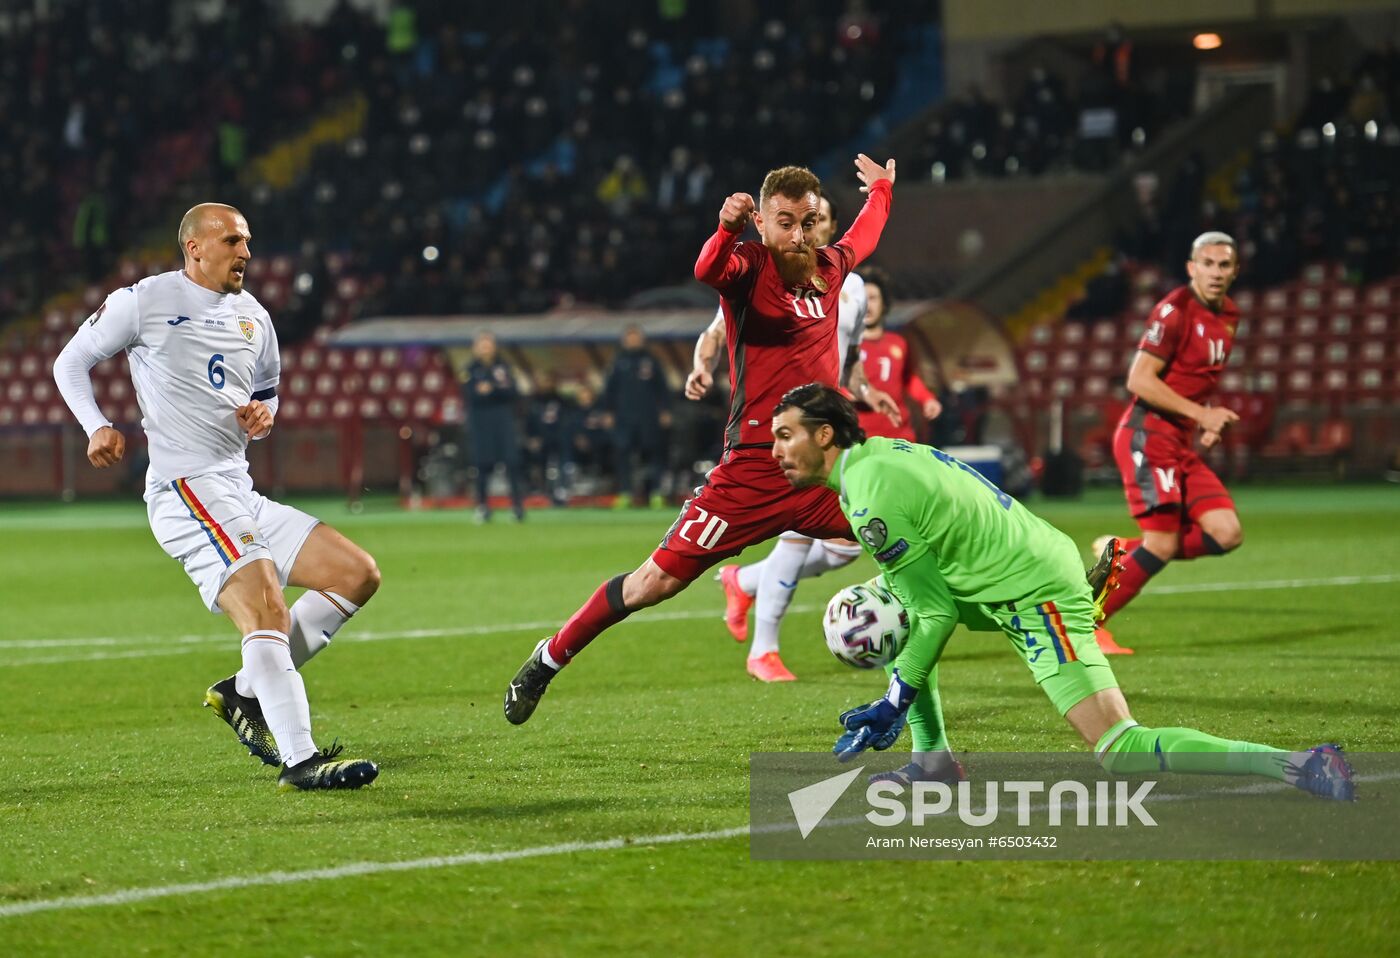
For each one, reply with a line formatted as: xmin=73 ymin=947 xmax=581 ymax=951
xmin=2 ymin=486 xmax=1398 ymax=956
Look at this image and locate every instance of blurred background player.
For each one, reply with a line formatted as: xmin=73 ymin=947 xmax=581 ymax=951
xmin=855 ymin=268 xmax=943 ymax=440
xmin=463 ymin=331 xmax=527 ymax=522
xmin=504 ymin=155 xmax=897 ymax=722
xmin=604 ymin=324 xmax=673 ymax=508
xmin=524 ymin=371 xmax=579 ymax=507
xmin=687 ymin=194 xmax=900 ymax=681
xmin=51 ymin=203 xmax=380 ymax=791
xmin=1092 ymin=231 xmax=1245 ymax=654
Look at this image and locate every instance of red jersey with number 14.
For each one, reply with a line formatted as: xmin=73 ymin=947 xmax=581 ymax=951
xmin=695 ymin=179 xmax=892 ymax=449
xmin=1122 ymin=284 xmax=1239 ymax=434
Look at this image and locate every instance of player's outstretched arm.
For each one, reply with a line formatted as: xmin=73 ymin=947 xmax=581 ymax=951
xmin=848 ymin=361 xmax=902 ymax=426
xmin=694 ymin=193 xmax=756 ymax=289
xmin=685 ymin=310 xmax=727 ymax=400
xmin=836 ymin=157 xmax=895 ymax=267
xmin=1126 ymin=351 xmax=1239 ymax=435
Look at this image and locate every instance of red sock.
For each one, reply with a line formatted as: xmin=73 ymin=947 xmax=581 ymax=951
xmin=1102 ymin=546 xmax=1166 ymax=620
xmin=1177 ymin=526 xmax=1226 ymax=559
xmin=547 ymin=574 xmax=630 ymax=665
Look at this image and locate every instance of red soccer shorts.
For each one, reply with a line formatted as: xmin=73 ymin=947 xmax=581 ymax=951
xmin=1113 ymin=413 xmax=1235 ymax=533
xmin=652 ymin=448 xmax=851 ymax=582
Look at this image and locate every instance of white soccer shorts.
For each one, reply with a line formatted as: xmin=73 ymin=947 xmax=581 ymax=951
xmin=144 ymin=469 xmax=319 ymax=612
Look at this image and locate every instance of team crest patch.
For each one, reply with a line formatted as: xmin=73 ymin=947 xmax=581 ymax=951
xmin=1145 ymin=320 xmax=1164 ymax=345
xmin=857 ymin=518 xmax=888 ymax=551
xmin=238 ymin=318 xmax=255 ymax=342
xmin=239 ymin=533 xmax=255 ymax=545
xmin=812 ymin=275 xmax=829 ymax=293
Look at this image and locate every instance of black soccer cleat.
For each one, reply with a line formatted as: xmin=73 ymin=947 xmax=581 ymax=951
xmin=1087 ymin=535 xmax=1126 ymax=624
xmin=1291 ymin=744 xmax=1356 ymax=802
xmin=869 ymin=759 xmax=966 ymax=787
xmin=203 ymin=675 xmax=280 ymax=767
xmin=277 ymin=741 xmax=379 ymax=791
xmin=504 ymin=638 xmax=558 ymax=725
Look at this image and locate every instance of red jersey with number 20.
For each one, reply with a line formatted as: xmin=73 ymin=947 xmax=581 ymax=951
xmin=694 ymin=179 xmax=892 ymax=449
xmin=1126 ymin=284 xmax=1239 ymax=432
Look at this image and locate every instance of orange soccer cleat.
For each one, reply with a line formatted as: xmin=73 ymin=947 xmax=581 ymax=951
xmin=746 ymin=652 xmax=797 ymax=682
xmin=716 ymin=564 xmax=753 ymax=642
xmin=1094 ymin=625 xmax=1135 ymax=656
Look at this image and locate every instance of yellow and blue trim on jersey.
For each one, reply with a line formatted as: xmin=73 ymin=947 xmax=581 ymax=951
xmin=1037 ymin=601 xmax=1077 ymax=664
xmin=172 ymin=478 xmax=242 ymax=567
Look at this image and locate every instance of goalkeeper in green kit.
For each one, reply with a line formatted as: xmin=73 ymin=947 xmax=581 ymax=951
xmin=770 ymin=383 xmax=1354 ymax=801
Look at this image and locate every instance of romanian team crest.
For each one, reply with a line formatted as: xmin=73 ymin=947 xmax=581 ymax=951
xmin=239 ymin=533 xmax=255 ymax=545
xmin=238 ymin=318 xmax=255 ymax=342
xmin=857 ymin=518 xmax=888 ymax=551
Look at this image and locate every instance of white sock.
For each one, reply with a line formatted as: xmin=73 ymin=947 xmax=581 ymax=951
xmin=800 ymin=540 xmax=861 ymax=578
xmin=736 ymin=559 xmax=763 ymax=596
xmin=288 ymin=590 xmax=358 ymax=668
xmin=749 ymin=539 xmax=810 ymax=659
xmin=239 ymin=630 xmax=317 ymax=766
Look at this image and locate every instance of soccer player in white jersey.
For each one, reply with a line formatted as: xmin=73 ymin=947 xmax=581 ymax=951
xmin=53 ymin=203 xmax=381 ymax=791
xmin=683 ymin=195 xmax=901 ymax=681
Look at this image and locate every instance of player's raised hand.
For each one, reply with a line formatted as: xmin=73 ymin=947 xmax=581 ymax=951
xmin=718 ymin=192 xmax=755 ymax=233
xmin=854 ymin=154 xmax=896 ymax=192
xmin=685 ymin=367 xmax=714 ymax=400
xmin=236 ymin=400 xmax=274 ymax=440
xmin=866 ymin=385 xmax=903 ymax=427
xmin=1197 ymin=405 xmax=1239 ymax=436
xmin=86 ymin=425 xmax=125 ymax=468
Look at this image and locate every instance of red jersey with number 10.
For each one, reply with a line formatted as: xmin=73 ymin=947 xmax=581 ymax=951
xmin=1126 ymin=284 xmax=1239 ymax=432
xmin=695 ymin=179 xmax=892 ymax=449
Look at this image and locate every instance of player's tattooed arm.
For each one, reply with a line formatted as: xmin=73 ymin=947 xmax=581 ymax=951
xmin=1126 ymin=351 xmax=1239 ymax=437
xmin=685 ymin=312 xmax=727 ymax=400
xmin=848 ymin=360 xmax=903 ymax=427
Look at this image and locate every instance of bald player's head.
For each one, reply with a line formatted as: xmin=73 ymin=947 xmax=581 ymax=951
xmin=180 ymin=203 xmax=251 ymax=294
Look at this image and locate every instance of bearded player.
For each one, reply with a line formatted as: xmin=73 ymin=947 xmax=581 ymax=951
xmin=1092 ymin=232 xmax=1245 ymax=654
xmin=53 ymin=203 xmax=380 ymax=791
xmin=688 ymin=195 xmax=899 ymax=682
xmin=504 ymin=155 xmax=897 ymax=723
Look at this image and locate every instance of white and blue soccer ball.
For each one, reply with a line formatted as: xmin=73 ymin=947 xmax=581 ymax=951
xmin=823 ymin=581 xmax=910 ymax=669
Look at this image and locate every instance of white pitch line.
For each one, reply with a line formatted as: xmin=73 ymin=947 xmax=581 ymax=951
xmin=5 ymin=572 xmax=1400 ymax=667
xmin=5 ymin=769 xmax=1395 ymax=920
xmin=0 ymin=825 xmax=751 ymax=919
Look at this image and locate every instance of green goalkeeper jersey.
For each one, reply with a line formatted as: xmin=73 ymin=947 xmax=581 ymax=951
xmin=826 ymin=437 xmax=1086 ymax=608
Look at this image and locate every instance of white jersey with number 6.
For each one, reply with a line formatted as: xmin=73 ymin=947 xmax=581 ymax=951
xmin=53 ymin=269 xmax=280 ymax=482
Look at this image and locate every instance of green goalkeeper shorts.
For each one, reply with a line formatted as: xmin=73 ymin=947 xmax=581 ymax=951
xmin=970 ymin=591 xmax=1119 ymax=715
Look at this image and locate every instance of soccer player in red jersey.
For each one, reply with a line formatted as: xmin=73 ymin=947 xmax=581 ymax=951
xmin=855 ymin=268 xmax=941 ymax=440
xmin=1093 ymin=232 xmax=1244 ymax=654
xmin=503 ymin=155 xmax=897 ymax=723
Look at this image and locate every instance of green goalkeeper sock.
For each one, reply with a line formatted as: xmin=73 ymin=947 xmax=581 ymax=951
xmin=896 ymin=664 xmax=954 ymax=773
xmin=1096 ymin=719 xmax=1296 ymax=781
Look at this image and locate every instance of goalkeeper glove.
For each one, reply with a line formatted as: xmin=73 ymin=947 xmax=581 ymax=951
xmin=833 ymin=668 xmax=919 ymax=762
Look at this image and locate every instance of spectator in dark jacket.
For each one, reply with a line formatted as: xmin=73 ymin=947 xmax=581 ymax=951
xmin=603 ymin=325 xmax=672 ymax=507
xmin=462 ymin=331 xmax=526 ymax=521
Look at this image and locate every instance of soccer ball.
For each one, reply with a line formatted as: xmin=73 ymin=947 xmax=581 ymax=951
xmin=823 ymin=582 xmax=910 ymax=669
